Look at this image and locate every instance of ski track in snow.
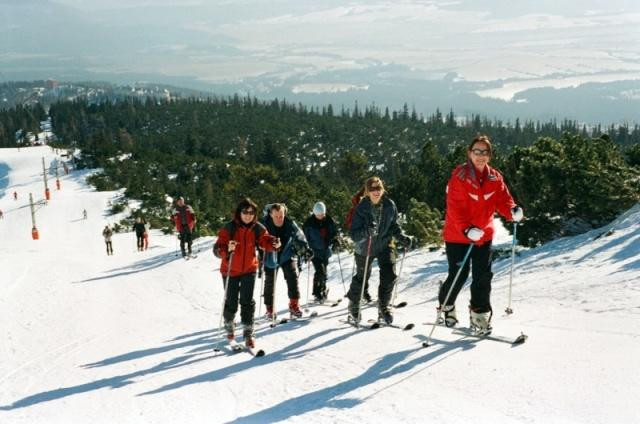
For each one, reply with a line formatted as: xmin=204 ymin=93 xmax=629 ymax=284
xmin=1 ymin=146 xmax=639 ymax=424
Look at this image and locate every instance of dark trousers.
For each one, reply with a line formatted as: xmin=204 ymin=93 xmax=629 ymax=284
xmin=222 ymin=273 xmax=256 ymax=326
xmin=263 ymin=259 xmax=300 ymax=307
xmin=347 ymin=248 xmax=397 ymax=310
xmin=438 ymin=241 xmax=493 ymax=313
xmin=179 ymin=230 xmax=193 ymax=256
xmin=105 ymin=241 xmax=113 ymax=255
xmin=311 ymin=256 xmax=328 ymax=297
xmin=136 ymin=234 xmax=144 ymax=250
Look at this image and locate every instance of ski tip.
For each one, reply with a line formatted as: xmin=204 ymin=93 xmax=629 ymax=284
xmin=512 ymin=333 xmax=528 ymax=345
xmin=310 ymin=311 xmax=319 ymax=317
xmin=403 ymin=323 xmax=415 ymax=330
xmin=370 ymin=322 xmax=381 ymax=329
xmin=395 ymin=301 xmax=407 ymax=309
xmin=255 ymin=349 xmax=266 ymax=357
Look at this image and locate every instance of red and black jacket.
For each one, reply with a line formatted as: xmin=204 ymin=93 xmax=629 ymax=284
xmin=215 ymin=219 xmax=276 ymax=277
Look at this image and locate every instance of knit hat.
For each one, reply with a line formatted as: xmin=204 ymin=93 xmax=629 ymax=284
xmin=313 ymin=201 xmax=326 ymax=215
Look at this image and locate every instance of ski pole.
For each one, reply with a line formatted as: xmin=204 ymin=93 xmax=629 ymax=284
xmin=336 ymin=249 xmax=347 ymax=296
xmin=391 ymin=248 xmax=407 ymax=308
xmin=354 ymin=235 xmax=373 ymax=326
xmin=304 ymin=259 xmax=312 ymax=313
xmin=258 ymin=250 xmax=265 ymax=317
xmin=270 ymin=251 xmax=279 ymax=328
xmin=214 ymin=250 xmax=235 ymax=351
xmin=423 ymin=243 xmax=474 ymax=347
xmin=505 ymin=223 xmax=517 ymax=315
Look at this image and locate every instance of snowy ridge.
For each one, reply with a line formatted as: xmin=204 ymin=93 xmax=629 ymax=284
xmin=1 ymin=146 xmax=639 ymax=424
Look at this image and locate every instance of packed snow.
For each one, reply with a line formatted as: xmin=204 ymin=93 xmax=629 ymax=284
xmin=1 ymin=146 xmax=639 ymax=423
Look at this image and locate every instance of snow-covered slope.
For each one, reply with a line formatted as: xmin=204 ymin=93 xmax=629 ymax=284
xmin=1 ymin=146 xmax=639 ymax=424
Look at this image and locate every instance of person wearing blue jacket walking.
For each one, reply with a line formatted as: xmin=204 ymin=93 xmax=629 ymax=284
xmin=303 ymin=202 xmax=338 ymax=303
xmin=262 ymin=203 xmax=313 ymax=318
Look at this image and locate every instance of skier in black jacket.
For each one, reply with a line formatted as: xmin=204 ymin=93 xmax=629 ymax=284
xmin=347 ymin=177 xmax=412 ymax=325
xmin=132 ymin=217 xmax=146 ymax=252
xmin=302 ymin=202 xmax=338 ymax=303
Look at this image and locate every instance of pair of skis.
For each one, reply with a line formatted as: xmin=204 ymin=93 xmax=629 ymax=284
xmin=421 ymin=321 xmax=528 ymax=346
xmin=272 ymin=310 xmax=319 ymax=327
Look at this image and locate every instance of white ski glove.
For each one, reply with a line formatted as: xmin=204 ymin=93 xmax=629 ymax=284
xmin=511 ymin=206 xmax=524 ymax=222
xmin=465 ymin=226 xmax=484 ymax=242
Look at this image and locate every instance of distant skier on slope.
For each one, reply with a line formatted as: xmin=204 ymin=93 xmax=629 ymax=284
xmin=213 ymin=198 xmax=278 ymax=348
xmin=171 ymin=196 xmax=196 ymax=258
xmin=438 ymin=134 xmax=523 ymax=334
xmin=132 ymin=217 xmax=146 ymax=252
xmin=102 ymin=225 xmax=114 ymax=255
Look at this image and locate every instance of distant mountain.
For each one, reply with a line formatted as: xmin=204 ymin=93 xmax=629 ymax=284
xmin=0 ymin=81 xmax=208 ymax=110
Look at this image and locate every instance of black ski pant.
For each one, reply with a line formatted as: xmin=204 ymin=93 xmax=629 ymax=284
xmin=105 ymin=241 xmax=113 ymax=255
xmin=311 ymin=256 xmax=328 ymax=297
xmin=263 ymin=259 xmax=300 ymax=307
xmin=438 ymin=241 xmax=493 ymax=313
xmin=347 ymin=248 xmax=397 ymax=311
xmin=222 ymin=272 xmax=256 ymax=327
xmin=136 ymin=234 xmax=144 ymax=251
xmin=179 ymin=230 xmax=193 ymax=256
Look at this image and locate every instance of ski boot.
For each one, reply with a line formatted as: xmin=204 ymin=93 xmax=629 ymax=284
xmin=289 ymin=299 xmax=303 ymax=318
xmin=378 ymin=307 xmax=393 ymax=325
xmin=265 ymin=306 xmax=275 ymax=320
xmin=243 ymin=326 xmax=255 ymax=348
xmin=438 ymin=304 xmax=458 ymax=327
xmin=224 ymin=320 xmax=235 ymax=341
xmin=347 ymin=300 xmax=361 ymax=325
xmin=469 ymin=307 xmax=492 ymax=335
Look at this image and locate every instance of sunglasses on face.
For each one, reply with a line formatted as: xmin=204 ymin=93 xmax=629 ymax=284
xmin=241 ymin=209 xmax=256 ymax=215
xmin=369 ymin=186 xmax=382 ymax=192
xmin=471 ymin=148 xmax=490 ymax=157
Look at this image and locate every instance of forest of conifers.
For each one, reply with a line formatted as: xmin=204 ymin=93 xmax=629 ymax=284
xmin=2 ymin=95 xmax=639 ymax=247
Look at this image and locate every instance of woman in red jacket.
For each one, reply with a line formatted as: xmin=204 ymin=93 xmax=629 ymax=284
xmin=439 ymin=135 xmax=523 ymax=333
xmin=214 ymin=198 xmax=278 ymax=347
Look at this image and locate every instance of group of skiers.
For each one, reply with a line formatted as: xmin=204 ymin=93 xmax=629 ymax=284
xmin=100 ymin=216 xmax=150 ymax=255
xmin=95 ymin=134 xmax=521 ymax=348
xmin=208 ymin=134 xmax=523 ymax=348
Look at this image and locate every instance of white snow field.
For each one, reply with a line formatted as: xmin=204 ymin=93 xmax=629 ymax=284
xmin=1 ymin=146 xmax=639 ymax=423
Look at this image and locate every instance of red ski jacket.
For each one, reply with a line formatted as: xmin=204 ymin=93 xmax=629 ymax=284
xmin=215 ymin=220 xmax=276 ymax=277
xmin=172 ymin=205 xmax=196 ymax=232
xmin=443 ymin=161 xmax=516 ymax=245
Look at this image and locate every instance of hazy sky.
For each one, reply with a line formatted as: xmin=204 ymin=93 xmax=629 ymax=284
xmin=2 ymin=0 xmax=640 ymax=101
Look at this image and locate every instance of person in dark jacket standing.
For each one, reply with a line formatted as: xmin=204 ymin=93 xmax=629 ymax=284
xmin=262 ymin=203 xmax=313 ymax=319
xmin=171 ymin=196 xmax=196 ymax=258
xmin=438 ymin=134 xmax=522 ymax=333
xmin=132 ymin=217 xmax=146 ymax=252
xmin=102 ymin=225 xmax=114 ymax=255
xmin=347 ymin=177 xmax=412 ymax=325
xmin=213 ymin=198 xmax=278 ymax=347
xmin=303 ymin=201 xmax=338 ymax=303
